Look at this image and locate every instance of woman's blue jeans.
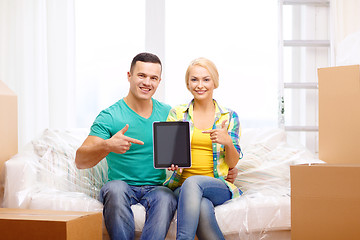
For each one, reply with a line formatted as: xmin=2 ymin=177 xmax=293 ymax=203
xmin=100 ymin=180 xmax=177 ymax=240
xmin=175 ymin=175 xmax=231 ymax=240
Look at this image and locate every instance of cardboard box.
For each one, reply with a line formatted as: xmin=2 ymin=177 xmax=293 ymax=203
xmin=0 ymin=208 xmax=102 ymax=240
xmin=291 ymin=164 xmax=360 ymax=240
xmin=0 ymin=80 xmax=18 ymax=202
xmin=318 ymin=65 xmax=360 ymax=163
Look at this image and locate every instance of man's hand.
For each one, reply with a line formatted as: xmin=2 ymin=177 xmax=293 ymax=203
xmin=226 ymin=167 xmax=239 ymax=184
xmin=107 ymin=124 xmax=144 ymax=154
xmin=75 ymin=124 xmax=143 ymax=169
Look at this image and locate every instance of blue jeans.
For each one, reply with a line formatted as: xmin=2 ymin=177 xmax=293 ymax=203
xmin=175 ymin=175 xmax=231 ymax=240
xmin=100 ymin=180 xmax=177 ymax=240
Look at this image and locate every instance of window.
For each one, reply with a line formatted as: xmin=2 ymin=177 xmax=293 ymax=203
xmin=164 ymin=0 xmax=279 ymax=128
xmin=280 ymin=1 xmax=331 ymax=154
xmin=75 ymin=0 xmax=279 ymax=130
xmin=75 ymin=0 xmax=145 ymax=128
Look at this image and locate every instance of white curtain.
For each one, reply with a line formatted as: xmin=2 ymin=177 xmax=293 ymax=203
xmin=0 ymin=0 xmax=76 ymax=149
xmin=333 ymin=0 xmax=360 ymax=64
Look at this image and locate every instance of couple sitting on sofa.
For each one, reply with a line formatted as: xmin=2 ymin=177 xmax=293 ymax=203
xmin=75 ymin=52 xmax=242 ymax=240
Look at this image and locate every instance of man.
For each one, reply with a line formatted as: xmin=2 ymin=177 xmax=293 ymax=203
xmin=75 ymin=52 xmax=238 ymax=239
xmin=75 ymin=52 xmax=177 ymax=240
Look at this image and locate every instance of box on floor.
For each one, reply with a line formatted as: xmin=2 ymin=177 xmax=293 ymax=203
xmin=0 ymin=208 xmax=102 ymax=240
xmin=291 ymin=164 xmax=360 ymax=240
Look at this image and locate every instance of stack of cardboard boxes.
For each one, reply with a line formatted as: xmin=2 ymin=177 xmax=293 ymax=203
xmin=291 ymin=65 xmax=360 ymax=239
xmin=0 ymin=80 xmax=103 ymax=239
xmin=0 ymin=80 xmax=17 ymax=203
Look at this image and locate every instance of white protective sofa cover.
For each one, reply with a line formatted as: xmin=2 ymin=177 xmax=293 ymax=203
xmin=2 ymin=128 xmax=323 ymax=239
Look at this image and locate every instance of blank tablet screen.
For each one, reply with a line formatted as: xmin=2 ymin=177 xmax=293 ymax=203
xmin=153 ymin=121 xmax=191 ymax=168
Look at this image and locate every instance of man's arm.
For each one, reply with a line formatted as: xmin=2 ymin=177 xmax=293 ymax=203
xmin=225 ymin=167 xmax=239 ymax=184
xmin=75 ymin=124 xmax=144 ymax=169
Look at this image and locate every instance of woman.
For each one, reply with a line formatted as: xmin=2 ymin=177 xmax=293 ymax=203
xmin=165 ymin=57 xmax=242 ymax=240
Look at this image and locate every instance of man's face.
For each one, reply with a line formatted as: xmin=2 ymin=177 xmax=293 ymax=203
xmin=127 ymin=61 xmax=161 ymax=101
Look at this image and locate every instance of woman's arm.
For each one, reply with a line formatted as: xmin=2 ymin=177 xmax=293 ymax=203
xmin=202 ymin=111 xmax=241 ymax=168
xmin=225 ymin=111 xmax=242 ymax=168
xmin=202 ymin=120 xmax=240 ymax=168
xmin=223 ymin=137 xmax=240 ymax=168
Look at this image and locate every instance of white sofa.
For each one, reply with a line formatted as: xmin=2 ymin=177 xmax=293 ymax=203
xmin=2 ymin=128 xmax=322 ymax=239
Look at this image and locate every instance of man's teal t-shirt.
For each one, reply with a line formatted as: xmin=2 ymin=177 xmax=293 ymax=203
xmin=89 ymin=98 xmax=171 ymax=186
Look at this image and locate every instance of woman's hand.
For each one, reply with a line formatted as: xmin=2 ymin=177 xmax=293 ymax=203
xmin=203 ymin=120 xmax=240 ymax=168
xmin=167 ymin=164 xmax=183 ymax=173
xmin=202 ymin=120 xmax=232 ymax=146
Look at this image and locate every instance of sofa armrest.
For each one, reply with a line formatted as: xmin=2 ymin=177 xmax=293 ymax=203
xmin=29 ymin=189 xmax=104 ymax=212
xmin=3 ymin=155 xmax=38 ymax=208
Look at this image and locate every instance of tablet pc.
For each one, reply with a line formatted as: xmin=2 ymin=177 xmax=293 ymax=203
xmin=153 ymin=121 xmax=191 ymax=169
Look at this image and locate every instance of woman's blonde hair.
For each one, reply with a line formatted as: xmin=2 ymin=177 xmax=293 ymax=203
xmin=185 ymin=57 xmax=219 ymax=90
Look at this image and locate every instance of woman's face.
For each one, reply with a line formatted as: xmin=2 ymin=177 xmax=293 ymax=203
xmin=187 ymin=65 xmax=215 ymax=101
